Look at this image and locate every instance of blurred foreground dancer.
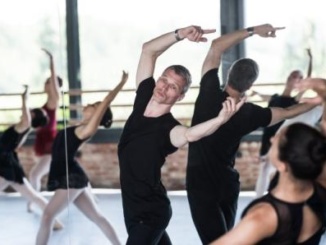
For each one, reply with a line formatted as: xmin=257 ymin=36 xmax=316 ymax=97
xmin=210 ymin=122 xmax=326 ymax=245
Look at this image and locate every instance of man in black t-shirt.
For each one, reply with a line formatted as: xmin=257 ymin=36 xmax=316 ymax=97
xmin=117 ymin=26 xmax=245 ymax=245
xmin=186 ymin=24 xmax=318 ymax=244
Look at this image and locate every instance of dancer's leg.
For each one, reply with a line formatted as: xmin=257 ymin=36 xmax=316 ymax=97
xmin=0 ymin=177 xmax=9 ymax=192
xmin=86 ymin=182 xmax=99 ymax=203
xmin=28 ymin=154 xmax=51 ymax=211
xmin=73 ymin=189 xmax=121 ymax=245
xmin=11 ymin=178 xmax=63 ymax=229
xmin=35 ymin=189 xmax=82 ymax=245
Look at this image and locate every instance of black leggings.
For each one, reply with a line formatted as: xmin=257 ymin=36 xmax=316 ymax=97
xmin=187 ymin=190 xmax=239 ymax=244
xmin=126 ymin=223 xmax=172 ymax=245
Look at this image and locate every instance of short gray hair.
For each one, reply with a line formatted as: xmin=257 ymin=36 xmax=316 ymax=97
xmin=164 ymin=65 xmax=192 ymax=94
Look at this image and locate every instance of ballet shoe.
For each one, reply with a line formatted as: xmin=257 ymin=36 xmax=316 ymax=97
xmin=53 ymin=221 xmax=64 ymax=231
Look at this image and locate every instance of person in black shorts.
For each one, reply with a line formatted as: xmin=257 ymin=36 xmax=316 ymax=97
xmin=210 ymin=122 xmax=326 ymax=245
xmin=186 ymin=23 xmax=319 ymax=244
xmin=35 ymin=71 xmax=128 ymax=245
xmin=0 ymin=85 xmax=63 ymax=230
xmin=118 ymin=25 xmax=245 ymax=245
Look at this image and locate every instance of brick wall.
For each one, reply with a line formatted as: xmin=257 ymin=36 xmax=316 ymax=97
xmin=16 ymin=140 xmax=262 ymax=191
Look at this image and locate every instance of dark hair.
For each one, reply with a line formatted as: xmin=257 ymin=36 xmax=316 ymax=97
xmin=164 ymin=65 xmax=192 ymax=94
xmin=278 ymin=123 xmax=326 ymax=180
xmin=46 ymin=76 xmax=63 ymax=87
xmin=227 ymin=58 xmax=259 ymax=93
xmin=57 ymin=76 xmax=63 ymax=87
xmin=31 ymin=108 xmax=49 ymax=128
xmin=100 ymin=107 xmax=113 ymax=128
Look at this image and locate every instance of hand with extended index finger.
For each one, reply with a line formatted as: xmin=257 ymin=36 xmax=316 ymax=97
xmin=254 ymin=24 xmax=285 ymax=38
xmin=180 ymin=25 xmax=216 ymax=43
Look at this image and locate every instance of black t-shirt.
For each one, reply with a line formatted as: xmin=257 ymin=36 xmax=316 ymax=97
xmin=259 ymin=94 xmax=297 ymax=156
xmin=47 ymin=126 xmax=89 ymax=191
xmin=0 ymin=126 xmax=29 ymax=184
xmin=187 ymin=69 xmax=272 ymax=194
xmin=0 ymin=126 xmax=29 ymax=152
xmin=118 ymin=77 xmax=180 ymax=226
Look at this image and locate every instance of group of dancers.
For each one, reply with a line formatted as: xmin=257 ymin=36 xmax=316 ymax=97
xmin=1 ymin=23 xmax=326 ymax=245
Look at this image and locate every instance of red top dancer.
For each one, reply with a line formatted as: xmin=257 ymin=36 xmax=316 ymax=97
xmin=28 ymin=48 xmax=62 ymax=212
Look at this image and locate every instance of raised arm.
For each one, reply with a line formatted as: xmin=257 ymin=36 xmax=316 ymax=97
xmin=42 ymin=48 xmax=61 ymax=109
xmin=306 ymin=48 xmax=313 ymax=78
xmin=136 ymin=25 xmax=216 ymax=87
xmin=14 ymin=85 xmax=31 ymax=133
xmin=170 ymin=97 xmax=245 ymax=147
xmin=209 ymin=203 xmax=277 ymax=245
xmin=296 ymin=49 xmax=313 ymax=101
xmin=75 ymin=71 xmax=128 ymax=140
xmin=201 ymin=24 xmax=285 ymax=76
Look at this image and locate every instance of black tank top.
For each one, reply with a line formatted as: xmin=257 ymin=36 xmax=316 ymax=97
xmin=242 ymin=189 xmax=326 ymax=245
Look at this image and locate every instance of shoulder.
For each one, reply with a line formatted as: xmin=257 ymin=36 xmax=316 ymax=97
xmin=200 ymin=68 xmax=221 ymax=88
xmin=213 ymin=201 xmax=278 ymax=245
xmin=243 ymin=201 xmax=278 ymax=235
xmin=137 ymin=77 xmax=155 ymax=91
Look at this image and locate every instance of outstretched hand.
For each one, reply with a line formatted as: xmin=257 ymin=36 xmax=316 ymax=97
xmin=180 ymin=25 xmax=216 ymax=42
xmin=296 ymin=78 xmax=326 ymax=104
xmin=22 ymin=84 xmax=29 ymax=100
xmin=218 ymin=96 xmax=246 ymax=124
xmin=121 ymin=70 xmax=129 ymax=84
xmin=254 ymin=24 xmax=285 ymax=38
xmin=41 ymin=48 xmax=53 ymax=58
xmin=306 ymin=48 xmax=312 ymax=58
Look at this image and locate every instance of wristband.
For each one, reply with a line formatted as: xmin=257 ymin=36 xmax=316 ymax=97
xmin=174 ymin=29 xmax=184 ymax=41
xmin=246 ymin=27 xmax=254 ymax=37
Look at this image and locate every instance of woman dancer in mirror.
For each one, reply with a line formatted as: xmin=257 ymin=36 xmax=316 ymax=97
xmin=0 ymin=85 xmax=63 ymax=230
xmin=36 ymin=71 xmax=128 ymax=245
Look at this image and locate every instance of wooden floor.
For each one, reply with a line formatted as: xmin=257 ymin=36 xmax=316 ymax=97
xmin=0 ymin=190 xmax=325 ymax=245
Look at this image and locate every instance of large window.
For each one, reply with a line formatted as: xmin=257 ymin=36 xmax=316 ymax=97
xmin=0 ymin=0 xmax=220 ymax=126
xmin=244 ymin=0 xmax=326 ymax=84
xmin=78 ymin=0 xmax=220 ymax=90
xmin=78 ymin=0 xmax=220 ymax=122
xmin=0 ymin=0 xmax=66 ymax=93
xmin=0 ymin=0 xmax=66 ymax=127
